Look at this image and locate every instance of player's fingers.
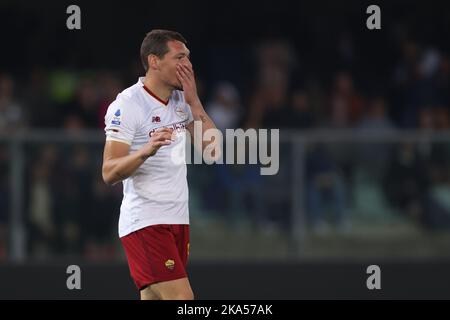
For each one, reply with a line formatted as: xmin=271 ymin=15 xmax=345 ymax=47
xmin=151 ymin=133 xmax=164 ymax=141
xmin=154 ymin=132 xmax=174 ymax=141
xmin=155 ymin=127 xmax=173 ymax=134
xmin=151 ymin=132 xmax=167 ymax=141
xmin=176 ymin=68 xmax=186 ymax=82
xmin=149 ymin=132 xmax=160 ymax=139
xmin=150 ymin=128 xmax=173 ymax=138
xmin=185 ymin=59 xmax=193 ymax=70
xmin=158 ymin=129 xmax=174 ymax=137
xmin=153 ymin=140 xmax=171 ymax=148
xmin=158 ymin=140 xmax=172 ymax=146
xmin=161 ymin=132 xmax=175 ymax=141
xmin=179 ymin=64 xmax=193 ymax=81
xmin=181 ymin=64 xmax=194 ymax=78
xmin=182 ymin=63 xmax=194 ymax=76
xmin=177 ymin=65 xmax=189 ymax=81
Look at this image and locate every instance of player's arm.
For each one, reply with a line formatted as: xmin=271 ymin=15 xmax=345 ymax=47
xmin=177 ymin=63 xmax=220 ymax=159
xmin=186 ymin=101 xmax=218 ymax=151
xmin=102 ymin=128 xmax=174 ymax=185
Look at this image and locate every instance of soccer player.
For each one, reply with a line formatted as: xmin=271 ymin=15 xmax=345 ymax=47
xmin=102 ymin=29 xmax=218 ymax=300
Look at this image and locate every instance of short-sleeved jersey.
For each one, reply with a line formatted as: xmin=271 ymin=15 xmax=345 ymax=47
xmin=104 ymin=77 xmax=194 ymax=237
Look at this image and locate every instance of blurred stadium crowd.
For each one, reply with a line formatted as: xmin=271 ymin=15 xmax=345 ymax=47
xmin=1 ymin=1 xmax=450 ymax=260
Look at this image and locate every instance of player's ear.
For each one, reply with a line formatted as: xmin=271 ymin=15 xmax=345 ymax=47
xmin=148 ymin=54 xmax=159 ymax=71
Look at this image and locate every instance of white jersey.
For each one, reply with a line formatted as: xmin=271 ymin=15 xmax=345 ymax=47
xmin=104 ymin=77 xmax=193 ymax=237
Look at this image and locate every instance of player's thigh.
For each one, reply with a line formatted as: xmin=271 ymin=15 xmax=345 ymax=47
xmin=140 ymin=286 xmax=160 ymax=300
xmin=150 ymin=276 xmax=194 ymax=300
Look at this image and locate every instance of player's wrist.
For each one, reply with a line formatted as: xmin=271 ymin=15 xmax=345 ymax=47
xmin=186 ymin=96 xmax=201 ymax=108
xmin=138 ymin=148 xmax=152 ymax=161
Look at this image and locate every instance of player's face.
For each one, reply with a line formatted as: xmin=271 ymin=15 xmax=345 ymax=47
xmin=159 ymin=40 xmax=191 ymax=90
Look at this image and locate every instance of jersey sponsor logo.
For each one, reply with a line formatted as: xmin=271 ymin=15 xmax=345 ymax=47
xmin=152 ymin=116 xmax=161 ymax=123
xmin=149 ymin=121 xmax=187 ymax=136
xmin=165 ymin=259 xmax=175 ymax=270
xmin=111 ymin=109 xmax=121 ymax=125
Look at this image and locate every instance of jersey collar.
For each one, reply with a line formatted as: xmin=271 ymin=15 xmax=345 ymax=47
xmin=138 ymin=77 xmax=170 ymax=106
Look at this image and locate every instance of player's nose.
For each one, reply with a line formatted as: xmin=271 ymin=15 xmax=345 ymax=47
xmin=181 ymin=57 xmax=192 ymax=68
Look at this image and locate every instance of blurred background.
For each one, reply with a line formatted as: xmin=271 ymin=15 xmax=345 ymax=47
xmin=1 ymin=0 xmax=450 ymax=298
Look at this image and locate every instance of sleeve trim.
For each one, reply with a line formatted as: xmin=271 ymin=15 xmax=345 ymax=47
xmin=106 ymin=137 xmax=132 ymax=145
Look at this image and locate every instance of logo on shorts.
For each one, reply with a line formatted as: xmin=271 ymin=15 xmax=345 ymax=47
xmin=165 ymin=259 xmax=175 ymax=270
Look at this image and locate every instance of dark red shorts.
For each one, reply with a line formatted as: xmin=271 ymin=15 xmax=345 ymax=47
xmin=120 ymin=224 xmax=190 ymax=290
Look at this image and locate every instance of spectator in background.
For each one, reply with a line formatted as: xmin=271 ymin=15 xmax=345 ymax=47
xmin=29 ymin=161 xmax=55 ymax=258
xmin=284 ymin=88 xmax=315 ymax=129
xmin=206 ymin=82 xmax=242 ymax=132
xmin=306 ymin=144 xmax=348 ymax=234
xmin=336 ymin=31 xmax=356 ymax=70
xmin=305 ymin=80 xmax=327 ymax=128
xmin=383 ymin=143 xmax=428 ymax=221
xmin=358 ymin=97 xmax=394 ymax=132
xmin=63 ymin=114 xmax=85 ymax=133
xmin=434 ymin=106 xmax=450 ymax=131
xmin=97 ymin=72 xmax=124 ymax=129
xmin=71 ymin=77 xmax=101 ymax=128
xmin=47 ymin=70 xmax=79 ymax=126
xmin=255 ymin=39 xmax=297 ymax=79
xmin=215 ymin=161 xmax=265 ymax=232
xmin=383 ymin=142 xmax=450 ymax=230
xmin=356 ymin=96 xmax=396 ymax=179
xmin=24 ymin=68 xmax=55 ymax=128
xmin=0 ymin=146 xmax=8 ymax=260
xmin=60 ymin=75 xmax=101 ymax=129
xmin=28 ymin=145 xmax=59 ymax=258
xmin=417 ymin=106 xmax=450 ymax=186
xmin=246 ymin=67 xmax=290 ymax=129
xmin=435 ymin=55 xmax=450 ymax=107
xmin=329 ymin=71 xmax=365 ymax=128
xmin=245 ymin=39 xmax=297 ymax=129
xmin=393 ymin=43 xmax=445 ymax=128
xmin=55 ymin=146 xmax=92 ymax=255
xmin=0 ymin=73 xmax=27 ymax=133
xmin=83 ymin=176 xmax=120 ymax=260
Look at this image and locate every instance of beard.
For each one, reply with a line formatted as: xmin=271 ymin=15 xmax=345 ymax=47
xmin=161 ymin=73 xmax=184 ymax=91
xmin=172 ymin=79 xmax=184 ymax=91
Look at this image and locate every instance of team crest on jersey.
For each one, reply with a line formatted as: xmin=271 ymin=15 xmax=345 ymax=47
xmin=175 ymin=106 xmax=188 ymax=121
xmin=111 ymin=109 xmax=121 ymax=125
xmin=165 ymin=259 xmax=175 ymax=270
xmin=152 ymin=116 xmax=161 ymax=123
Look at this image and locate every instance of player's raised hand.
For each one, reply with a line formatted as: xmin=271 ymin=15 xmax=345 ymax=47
xmin=140 ymin=127 xmax=174 ymax=158
xmin=176 ymin=63 xmax=200 ymax=105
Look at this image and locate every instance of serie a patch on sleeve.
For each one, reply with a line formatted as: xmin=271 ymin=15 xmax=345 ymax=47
xmin=111 ymin=109 xmax=122 ymax=125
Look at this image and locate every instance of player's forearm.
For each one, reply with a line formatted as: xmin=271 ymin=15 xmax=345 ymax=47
xmin=102 ymin=149 xmax=148 ymax=185
xmin=188 ymin=100 xmax=221 ymax=161
xmin=189 ymin=99 xmax=218 ymax=148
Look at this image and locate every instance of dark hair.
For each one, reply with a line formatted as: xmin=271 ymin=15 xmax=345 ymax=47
xmin=140 ymin=29 xmax=187 ymax=72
